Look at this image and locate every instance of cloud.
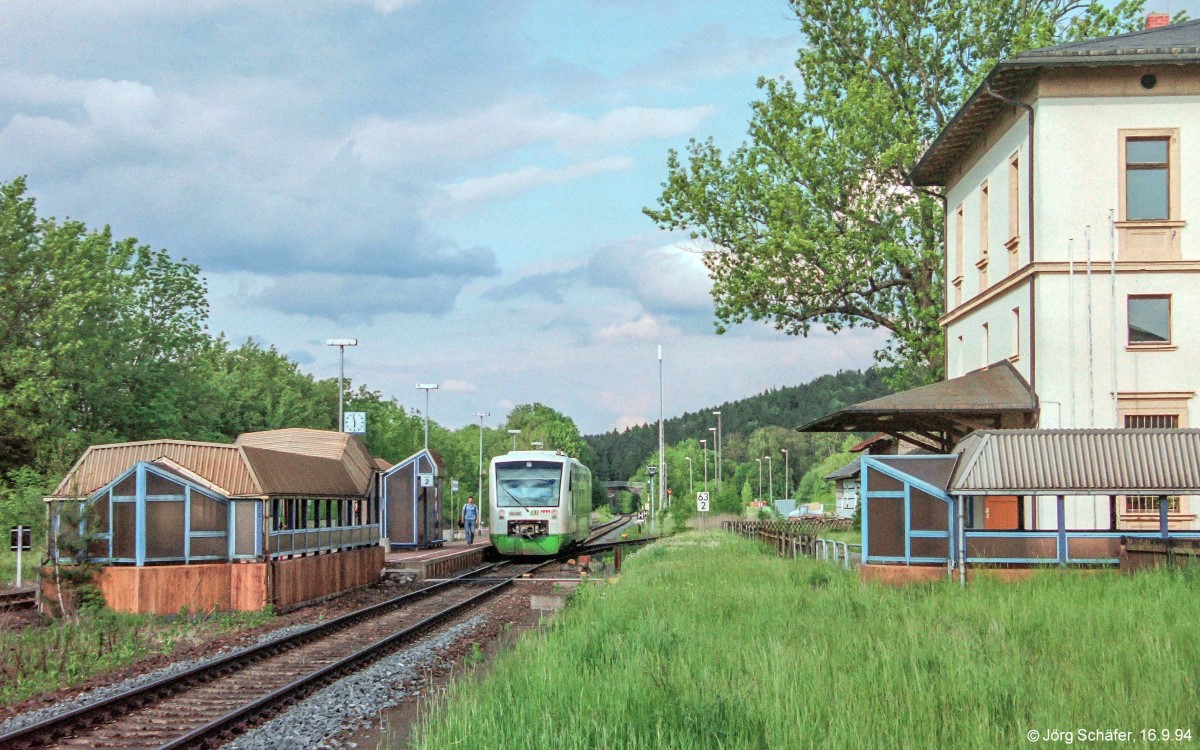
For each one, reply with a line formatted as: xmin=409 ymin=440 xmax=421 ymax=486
xmin=439 ymin=156 xmax=633 ymax=208
xmin=349 ymin=97 xmax=714 ymax=171
xmin=585 ymin=238 xmax=714 ymax=319
xmin=624 ymin=24 xmax=798 ymax=91
xmin=439 ymin=379 xmax=477 ymax=394
xmin=484 ymin=267 xmax=582 ymax=305
xmin=253 ymin=273 xmax=471 ymax=322
xmin=595 ymin=314 xmax=676 ymax=343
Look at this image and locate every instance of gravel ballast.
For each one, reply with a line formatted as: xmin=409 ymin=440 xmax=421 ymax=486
xmin=0 ymin=620 xmax=323 ymax=737
xmin=222 ymin=616 xmax=487 ymax=750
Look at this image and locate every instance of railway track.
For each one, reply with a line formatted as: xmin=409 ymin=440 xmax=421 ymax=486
xmin=584 ymin=514 xmax=632 ymax=543
xmin=0 ymin=559 xmax=552 ymax=750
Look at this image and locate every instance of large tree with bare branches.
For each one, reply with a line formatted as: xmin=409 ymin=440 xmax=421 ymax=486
xmin=645 ymin=0 xmax=1149 ymax=387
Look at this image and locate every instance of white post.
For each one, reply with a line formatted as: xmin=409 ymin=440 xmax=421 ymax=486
xmin=474 ymin=411 xmax=489 ymax=509
xmin=16 ymin=537 xmax=22 ymax=588
xmin=658 ymin=345 xmax=665 ymax=521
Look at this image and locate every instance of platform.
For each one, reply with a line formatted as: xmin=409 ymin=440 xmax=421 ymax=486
xmin=384 ymin=530 xmax=491 ymax=581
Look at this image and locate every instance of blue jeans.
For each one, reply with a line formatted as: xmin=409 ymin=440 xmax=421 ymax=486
xmin=464 ymin=518 xmax=477 ymax=544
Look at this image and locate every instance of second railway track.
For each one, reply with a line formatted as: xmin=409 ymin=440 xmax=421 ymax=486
xmin=0 ymin=559 xmax=552 ymax=750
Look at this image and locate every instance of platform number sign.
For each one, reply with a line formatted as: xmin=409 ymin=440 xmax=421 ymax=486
xmin=696 ymin=492 xmax=711 ymax=513
xmin=419 ymin=473 xmax=435 ymax=488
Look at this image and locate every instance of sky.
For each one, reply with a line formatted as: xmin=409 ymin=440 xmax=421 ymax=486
xmin=0 ymin=0 xmax=886 ymax=435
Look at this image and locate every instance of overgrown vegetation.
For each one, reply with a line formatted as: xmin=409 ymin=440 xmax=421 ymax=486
xmin=413 ymin=532 xmax=1200 ymax=749
xmin=0 ymin=606 xmax=274 ymax=706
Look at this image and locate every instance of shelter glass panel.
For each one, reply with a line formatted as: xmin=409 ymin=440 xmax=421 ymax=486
xmin=88 ymin=496 xmax=110 ymax=534
xmin=866 ymin=468 xmax=903 ymax=493
xmin=876 ymin=457 xmax=957 ymax=493
xmin=188 ymin=535 xmax=227 ymax=558
xmin=910 ymin=490 xmax=949 ymax=531
xmin=146 ymin=501 xmax=185 ymax=558
xmin=1068 ymin=536 xmax=1121 ymax=560
xmin=190 ymin=494 xmax=228 ymax=533
xmin=112 ymin=502 xmax=136 ymax=559
xmin=87 ymin=538 xmax=109 ymax=559
xmin=910 ymin=536 xmax=949 ymax=559
xmin=113 ymin=474 xmax=137 ymax=498
xmin=146 ymin=473 xmax=185 ymax=498
xmin=235 ymin=502 xmax=258 ymax=556
xmin=867 ymin=497 xmax=905 ymax=558
xmin=966 ymin=535 xmax=1056 ymax=560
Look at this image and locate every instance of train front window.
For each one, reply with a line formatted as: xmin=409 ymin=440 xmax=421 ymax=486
xmin=495 ymin=461 xmax=563 ymax=507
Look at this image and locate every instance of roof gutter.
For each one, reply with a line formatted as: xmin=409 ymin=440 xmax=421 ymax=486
xmin=984 ymin=82 xmax=1037 ymax=398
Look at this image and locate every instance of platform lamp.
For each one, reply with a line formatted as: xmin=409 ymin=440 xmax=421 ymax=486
xmin=711 ymin=410 xmax=722 ymax=492
xmin=763 ymin=454 xmax=773 ymax=503
xmin=684 ymin=456 xmax=693 ymax=493
xmin=700 ymin=439 xmax=708 ymax=492
xmin=326 ymin=339 xmax=357 ymax=431
xmin=781 ymin=448 xmax=790 ymax=501
xmin=756 ymin=458 xmax=763 ymax=503
xmin=531 ymin=440 xmax=543 ymax=451
xmin=508 ymin=429 xmax=521 ymax=451
xmin=473 ymin=411 xmax=490 ymax=509
xmin=416 ymin=383 xmax=438 ymax=449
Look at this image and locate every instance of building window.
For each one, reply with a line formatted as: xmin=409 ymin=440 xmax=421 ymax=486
xmin=1124 ymin=413 xmax=1179 ymax=429
xmin=978 ymin=183 xmax=990 ymax=289
xmin=981 ymin=322 xmax=989 ymax=368
xmin=1127 ymin=295 xmax=1171 ymax=346
xmin=1117 ymin=129 xmax=1181 ymax=261
xmin=1125 ymin=137 xmax=1170 ymax=221
xmin=1011 ymin=308 xmax=1020 ymax=361
xmin=1006 ymin=152 xmax=1020 ymax=273
xmin=952 ymin=204 xmax=964 ymax=306
xmin=1126 ymin=496 xmax=1181 ymax=513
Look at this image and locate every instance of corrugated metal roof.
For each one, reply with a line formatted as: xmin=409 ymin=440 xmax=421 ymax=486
xmin=240 ymin=446 xmax=364 ymax=497
xmin=53 ymin=440 xmax=261 ymax=498
xmin=53 ymin=429 xmax=380 ymax=499
xmin=951 ymin=429 xmax=1200 ymax=496
xmin=825 ymin=457 xmax=861 ymax=482
xmin=236 ymin=428 xmax=374 ymax=495
xmin=911 ymin=21 xmax=1200 ymax=186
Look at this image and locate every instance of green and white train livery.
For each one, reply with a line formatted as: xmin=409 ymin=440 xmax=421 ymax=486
xmin=489 ymin=450 xmax=591 ymax=556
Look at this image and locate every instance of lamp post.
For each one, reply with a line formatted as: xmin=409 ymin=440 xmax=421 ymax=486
xmin=658 ymin=345 xmax=665 ymax=518
xmin=326 ymin=339 xmax=357 ymax=430
xmin=764 ymin=454 xmax=773 ymax=503
xmin=712 ymin=410 xmax=722 ymax=492
xmin=416 ymin=383 xmax=438 ymax=449
xmin=781 ymin=448 xmax=790 ymax=500
xmin=684 ymin=456 xmax=693 ymax=493
xmin=708 ymin=427 xmax=717 ymax=492
xmin=700 ymin=439 xmax=709 ymax=491
xmin=473 ymin=411 xmax=489 ymax=507
xmin=531 ymin=440 xmax=543 ymax=450
xmin=508 ymin=429 xmax=520 ymax=451
xmin=756 ymin=458 xmax=763 ymax=503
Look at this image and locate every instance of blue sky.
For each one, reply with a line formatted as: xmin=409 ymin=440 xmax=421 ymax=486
xmin=0 ymin=0 xmax=884 ymax=434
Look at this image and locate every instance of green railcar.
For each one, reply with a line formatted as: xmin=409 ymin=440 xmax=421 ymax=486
xmin=489 ymin=450 xmax=591 ymax=556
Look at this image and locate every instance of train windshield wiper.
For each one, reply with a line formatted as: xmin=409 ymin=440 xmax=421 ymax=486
xmin=500 ymin=484 xmax=529 ymax=508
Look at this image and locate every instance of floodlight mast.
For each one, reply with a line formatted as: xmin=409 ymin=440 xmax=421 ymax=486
xmin=416 ymin=383 xmax=438 ymax=449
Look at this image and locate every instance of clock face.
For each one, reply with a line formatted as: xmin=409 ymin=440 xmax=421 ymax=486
xmin=344 ymin=411 xmax=366 ymax=433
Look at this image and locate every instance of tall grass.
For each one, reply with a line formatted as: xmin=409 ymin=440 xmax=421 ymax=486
xmin=412 ymin=531 xmax=1200 ymax=749
xmin=0 ymin=607 xmax=274 ymax=706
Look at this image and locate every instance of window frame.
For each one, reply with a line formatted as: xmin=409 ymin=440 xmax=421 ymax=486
xmin=1126 ymin=294 xmax=1172 ymax=349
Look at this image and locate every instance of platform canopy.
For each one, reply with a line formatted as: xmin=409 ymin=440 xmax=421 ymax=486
xmin=951 ymin=428 xmax=1200 ymax=496
xmin=797 ymin=360 xmax=1038 ymax=452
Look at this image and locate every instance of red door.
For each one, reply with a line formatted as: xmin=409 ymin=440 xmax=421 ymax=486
xmin=985 ymin=496 xmax=1019 ymax=529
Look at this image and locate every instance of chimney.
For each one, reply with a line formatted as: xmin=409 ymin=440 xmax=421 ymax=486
xmin=1146 ymin=12 xmax=1170 ymax=29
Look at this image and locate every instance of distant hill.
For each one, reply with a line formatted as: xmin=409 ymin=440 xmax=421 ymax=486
xmin=584 ymin=368 xmax=891 ymax=481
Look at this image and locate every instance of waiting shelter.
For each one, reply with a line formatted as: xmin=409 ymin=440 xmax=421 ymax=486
xmin=381 ymin=448 xmax=445 ymax=550
xmin=858 ymin=429 xmax=1200 ymax=581
xmin=47 ymin=429 xmax=386 ymax=613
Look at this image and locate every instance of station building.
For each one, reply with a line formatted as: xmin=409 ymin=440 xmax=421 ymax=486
xmin=802 ymin=19 xmax=1200 ymax=576
xmin=47 ymin=428 xmax=387 ymax=614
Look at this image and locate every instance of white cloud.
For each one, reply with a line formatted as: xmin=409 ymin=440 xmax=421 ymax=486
xmin=439 ymin=379 xmax=478 ymax=394
xmin=438 ymin=156 xmax=633 ymax=209
xmin=595 ymin=314 xmax=675 ymax=343
xmin=349 ymin=97 xmax=714 ymax=171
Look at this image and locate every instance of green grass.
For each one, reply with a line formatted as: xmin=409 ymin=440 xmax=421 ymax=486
xmin=411 ymin=531 xmax=1200 ymax=749
xmin=0 ymin=545 xmax=43 ymax=589
xmin=0 ymin=606 xmax=274 ymax=706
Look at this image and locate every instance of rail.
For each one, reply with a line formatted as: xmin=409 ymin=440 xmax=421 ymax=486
xmin=0 ymin=559 xmax=539 ymax=750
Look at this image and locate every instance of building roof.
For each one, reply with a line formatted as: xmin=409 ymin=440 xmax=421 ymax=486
xmin=798 ymin=360 xmax=1038 ymax=450
xmin=825 ymin=457 xmax=862 ymax=482
xmin=53 ymin=429 xmax=378 ymax=499
xmin=53 ymin=440 xmax=261 ymax=498
xmin=910 ymin=20 xmax=1200 ymax=186
xmin=950 ymin=428 xmax=1200 ymax=496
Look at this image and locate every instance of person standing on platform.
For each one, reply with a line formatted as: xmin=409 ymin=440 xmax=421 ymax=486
xmin=461 ymin=496 xmax=479 ymax=545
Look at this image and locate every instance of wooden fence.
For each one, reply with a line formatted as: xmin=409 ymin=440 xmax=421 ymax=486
xmin=1121 ymin=537 xmax=1200 ymax=573
xmin=723 ymin=521 xmax=819 ymax=558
